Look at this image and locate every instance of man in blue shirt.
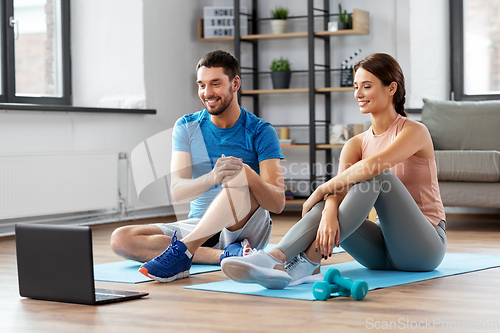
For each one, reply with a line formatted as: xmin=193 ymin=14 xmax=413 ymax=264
xmin=110 ymin=50 xmax=285 ymax=282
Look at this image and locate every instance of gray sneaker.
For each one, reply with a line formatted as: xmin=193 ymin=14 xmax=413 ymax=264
xmin=221 ymin=250 xmax=292 ymax=289
xmin=285 ymin=252 xmax=322 ymax=287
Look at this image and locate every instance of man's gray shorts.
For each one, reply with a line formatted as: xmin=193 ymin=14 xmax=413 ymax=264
xmin=152 ymin=207 xmax=272 ymax=250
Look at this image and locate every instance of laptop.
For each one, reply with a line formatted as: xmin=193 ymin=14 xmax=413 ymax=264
xmin=15 ymin=223 xmax=149 ymax=305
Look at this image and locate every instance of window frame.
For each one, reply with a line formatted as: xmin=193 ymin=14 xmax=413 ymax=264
xmin=450 ymin=0 xmax=500 ymax=101
xmin=0 ymin=0 xmax=71 ymax=105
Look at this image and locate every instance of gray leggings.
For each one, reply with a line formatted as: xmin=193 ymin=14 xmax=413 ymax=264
xmin=276 ymin=171 xmax=447 ymax=272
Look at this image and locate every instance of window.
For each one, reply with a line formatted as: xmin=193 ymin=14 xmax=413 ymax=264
xmin=1 ymin=0 xmax=71 ymax=105
xmin=450 ymin=0 xmax=500 ymax=100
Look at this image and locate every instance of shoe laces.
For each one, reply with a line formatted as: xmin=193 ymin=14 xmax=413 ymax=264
xmin=156 ymin=230 xmax=180 ymax=265
xmin=285 ymin=254 xmax=305 ymax=271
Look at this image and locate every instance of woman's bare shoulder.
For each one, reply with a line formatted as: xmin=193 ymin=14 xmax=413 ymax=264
xmin=350 ymin=130 xmax=368 ymax=146
xmin=401 ymin=119 xmax=432 ymax=141
xmin=340 ymin=131 xmax=366 ymax=161
xmin=403 ymin=118 xmax=429 ymax=132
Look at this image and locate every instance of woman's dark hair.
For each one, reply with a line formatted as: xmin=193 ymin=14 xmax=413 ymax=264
xmin=354 ymin=53 xmax=407 ymax=117
xmin=196 ymin=50 xmax=240 ymax=81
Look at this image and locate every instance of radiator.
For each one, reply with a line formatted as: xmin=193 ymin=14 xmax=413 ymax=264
xmin=0 ymin=152 xmax=119 ymax=219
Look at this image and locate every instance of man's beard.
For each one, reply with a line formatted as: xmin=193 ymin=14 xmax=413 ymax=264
xmin=204 ymin=88 xmax=234 ymax=116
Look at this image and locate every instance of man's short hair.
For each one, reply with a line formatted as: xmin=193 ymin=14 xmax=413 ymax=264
xmin=196 ymin=50 xmax=240 ymax=80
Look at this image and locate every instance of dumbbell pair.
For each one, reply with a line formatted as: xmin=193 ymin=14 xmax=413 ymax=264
xmin=313 ymin=268 xmax=368 ymax=301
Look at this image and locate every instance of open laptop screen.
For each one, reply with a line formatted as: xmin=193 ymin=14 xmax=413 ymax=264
xmin=16 ymin=224 xmax=148 ymax=305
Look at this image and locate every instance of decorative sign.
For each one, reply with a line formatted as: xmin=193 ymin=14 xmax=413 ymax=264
xmin=203 ymin=6 xmax=248 ymax=38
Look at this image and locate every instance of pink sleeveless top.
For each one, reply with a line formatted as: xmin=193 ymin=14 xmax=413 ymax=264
xmin=361 ymin=114 xmax=446 ymax=226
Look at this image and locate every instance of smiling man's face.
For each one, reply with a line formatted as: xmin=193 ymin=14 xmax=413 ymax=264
xmin=196 ymin=66 xmax=236 ymax=116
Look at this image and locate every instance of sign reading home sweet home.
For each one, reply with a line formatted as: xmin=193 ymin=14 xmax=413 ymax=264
xmin=203 ymin=6 xmax=248 ymax=38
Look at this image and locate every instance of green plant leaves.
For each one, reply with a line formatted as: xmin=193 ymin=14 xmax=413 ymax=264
xmin=271 ymin=6 xmax=288 ymax=20
xmin=269 ymin=57 xmax=291 ymax=71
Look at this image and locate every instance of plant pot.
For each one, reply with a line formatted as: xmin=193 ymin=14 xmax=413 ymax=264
xmin=337 ymin=22 xmax=352 ymax=30
xmin=271 ymin=71 xmax=291 ymax=89
xmin=271 ymin=19 xmax=287 ymax=34
xmin=328 ymin=20 xmax=339 ymax=32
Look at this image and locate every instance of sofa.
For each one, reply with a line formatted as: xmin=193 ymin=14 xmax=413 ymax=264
xmin=421 ymin=99 xmax=500 ymax=208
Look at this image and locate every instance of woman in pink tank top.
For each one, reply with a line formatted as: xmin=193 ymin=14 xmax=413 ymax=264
xmin=221 ymin=54 xmax=447 ymax=289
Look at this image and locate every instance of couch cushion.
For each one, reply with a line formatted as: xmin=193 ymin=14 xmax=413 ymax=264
xmin=439 ymin=182 xmax=500 ymax=208
xmin=421 ymin=99 xmax=500 ymax=150
xmin=435 ymin=150 xmax=500 ymax=182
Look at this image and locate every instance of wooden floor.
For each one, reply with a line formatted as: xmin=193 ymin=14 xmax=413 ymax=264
xmin=1 ymin=212 xmax=500 ymax=332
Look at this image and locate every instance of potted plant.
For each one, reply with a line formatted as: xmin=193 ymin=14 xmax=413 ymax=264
xmin=270 ymin=57 xmax=291 ymax=89
xmin=270 ymin=6 xmax=288 ymax=34
xmin=337 ymin=4 xmax=352 ymax=30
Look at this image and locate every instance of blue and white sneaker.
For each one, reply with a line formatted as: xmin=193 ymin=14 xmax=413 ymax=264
xmin=219 ymin=238 xmax=253 ymax=265
xmin=139 ymin=231 xmax=193 ymax=282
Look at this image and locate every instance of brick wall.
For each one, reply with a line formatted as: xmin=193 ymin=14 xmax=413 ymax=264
xmin=14 ymin=0 xmax=57 ymax=97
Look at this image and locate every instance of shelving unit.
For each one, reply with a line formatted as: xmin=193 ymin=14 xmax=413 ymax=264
xmin=199 ymin=1 xmax=369 ymax=202
xmin=280 ymin=144 xmax=344 ymax=149
xmin=197 ymin=9 xmax=369 ymax=41
xmin=241 ymin=87 xmax=353 ymax=95
xmin=241 ymin=88 xmax=309 ymax=95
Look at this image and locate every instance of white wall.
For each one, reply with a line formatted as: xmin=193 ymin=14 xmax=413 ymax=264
xmin=143 ymin=0 xmax=204 ymax=123
xmin=71 ymin=0 xmax=146 ymax=109
xmin=0 ymin=0 xmax=450 ymax=218
xmin=408 ymin=0 xmax=450 ymax=108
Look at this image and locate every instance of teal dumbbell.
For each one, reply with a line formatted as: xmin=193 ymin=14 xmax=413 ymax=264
xmin=325 ymin=268 xmax=368 ymax=300
xmin=313 ymin=280 xmax=351 ymax=300
xmin=313 ymin=268 xmax=368 ymax=301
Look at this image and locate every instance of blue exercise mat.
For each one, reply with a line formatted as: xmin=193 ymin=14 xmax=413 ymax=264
xmin=184 ymin=253 xmax=500 ymax=301
xmin=94 ymin=260 xmax=221 ymax=284
xmin=93 ymin=244 xmax=338 ymax=284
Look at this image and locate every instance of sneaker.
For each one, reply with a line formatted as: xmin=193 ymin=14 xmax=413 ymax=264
xmin=139 ymin=231 xmax=193 ymax=282
xmin=221 ymin=250 xmax=292 ymax=289
xmin=285 ymin=252 xmax=322 ymax=287
xmin=219 ymin=238 xmax=253 ymax=265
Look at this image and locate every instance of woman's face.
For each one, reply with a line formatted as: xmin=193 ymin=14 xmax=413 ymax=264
xmin=353 ymin=68 xmax=395 ymax=115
